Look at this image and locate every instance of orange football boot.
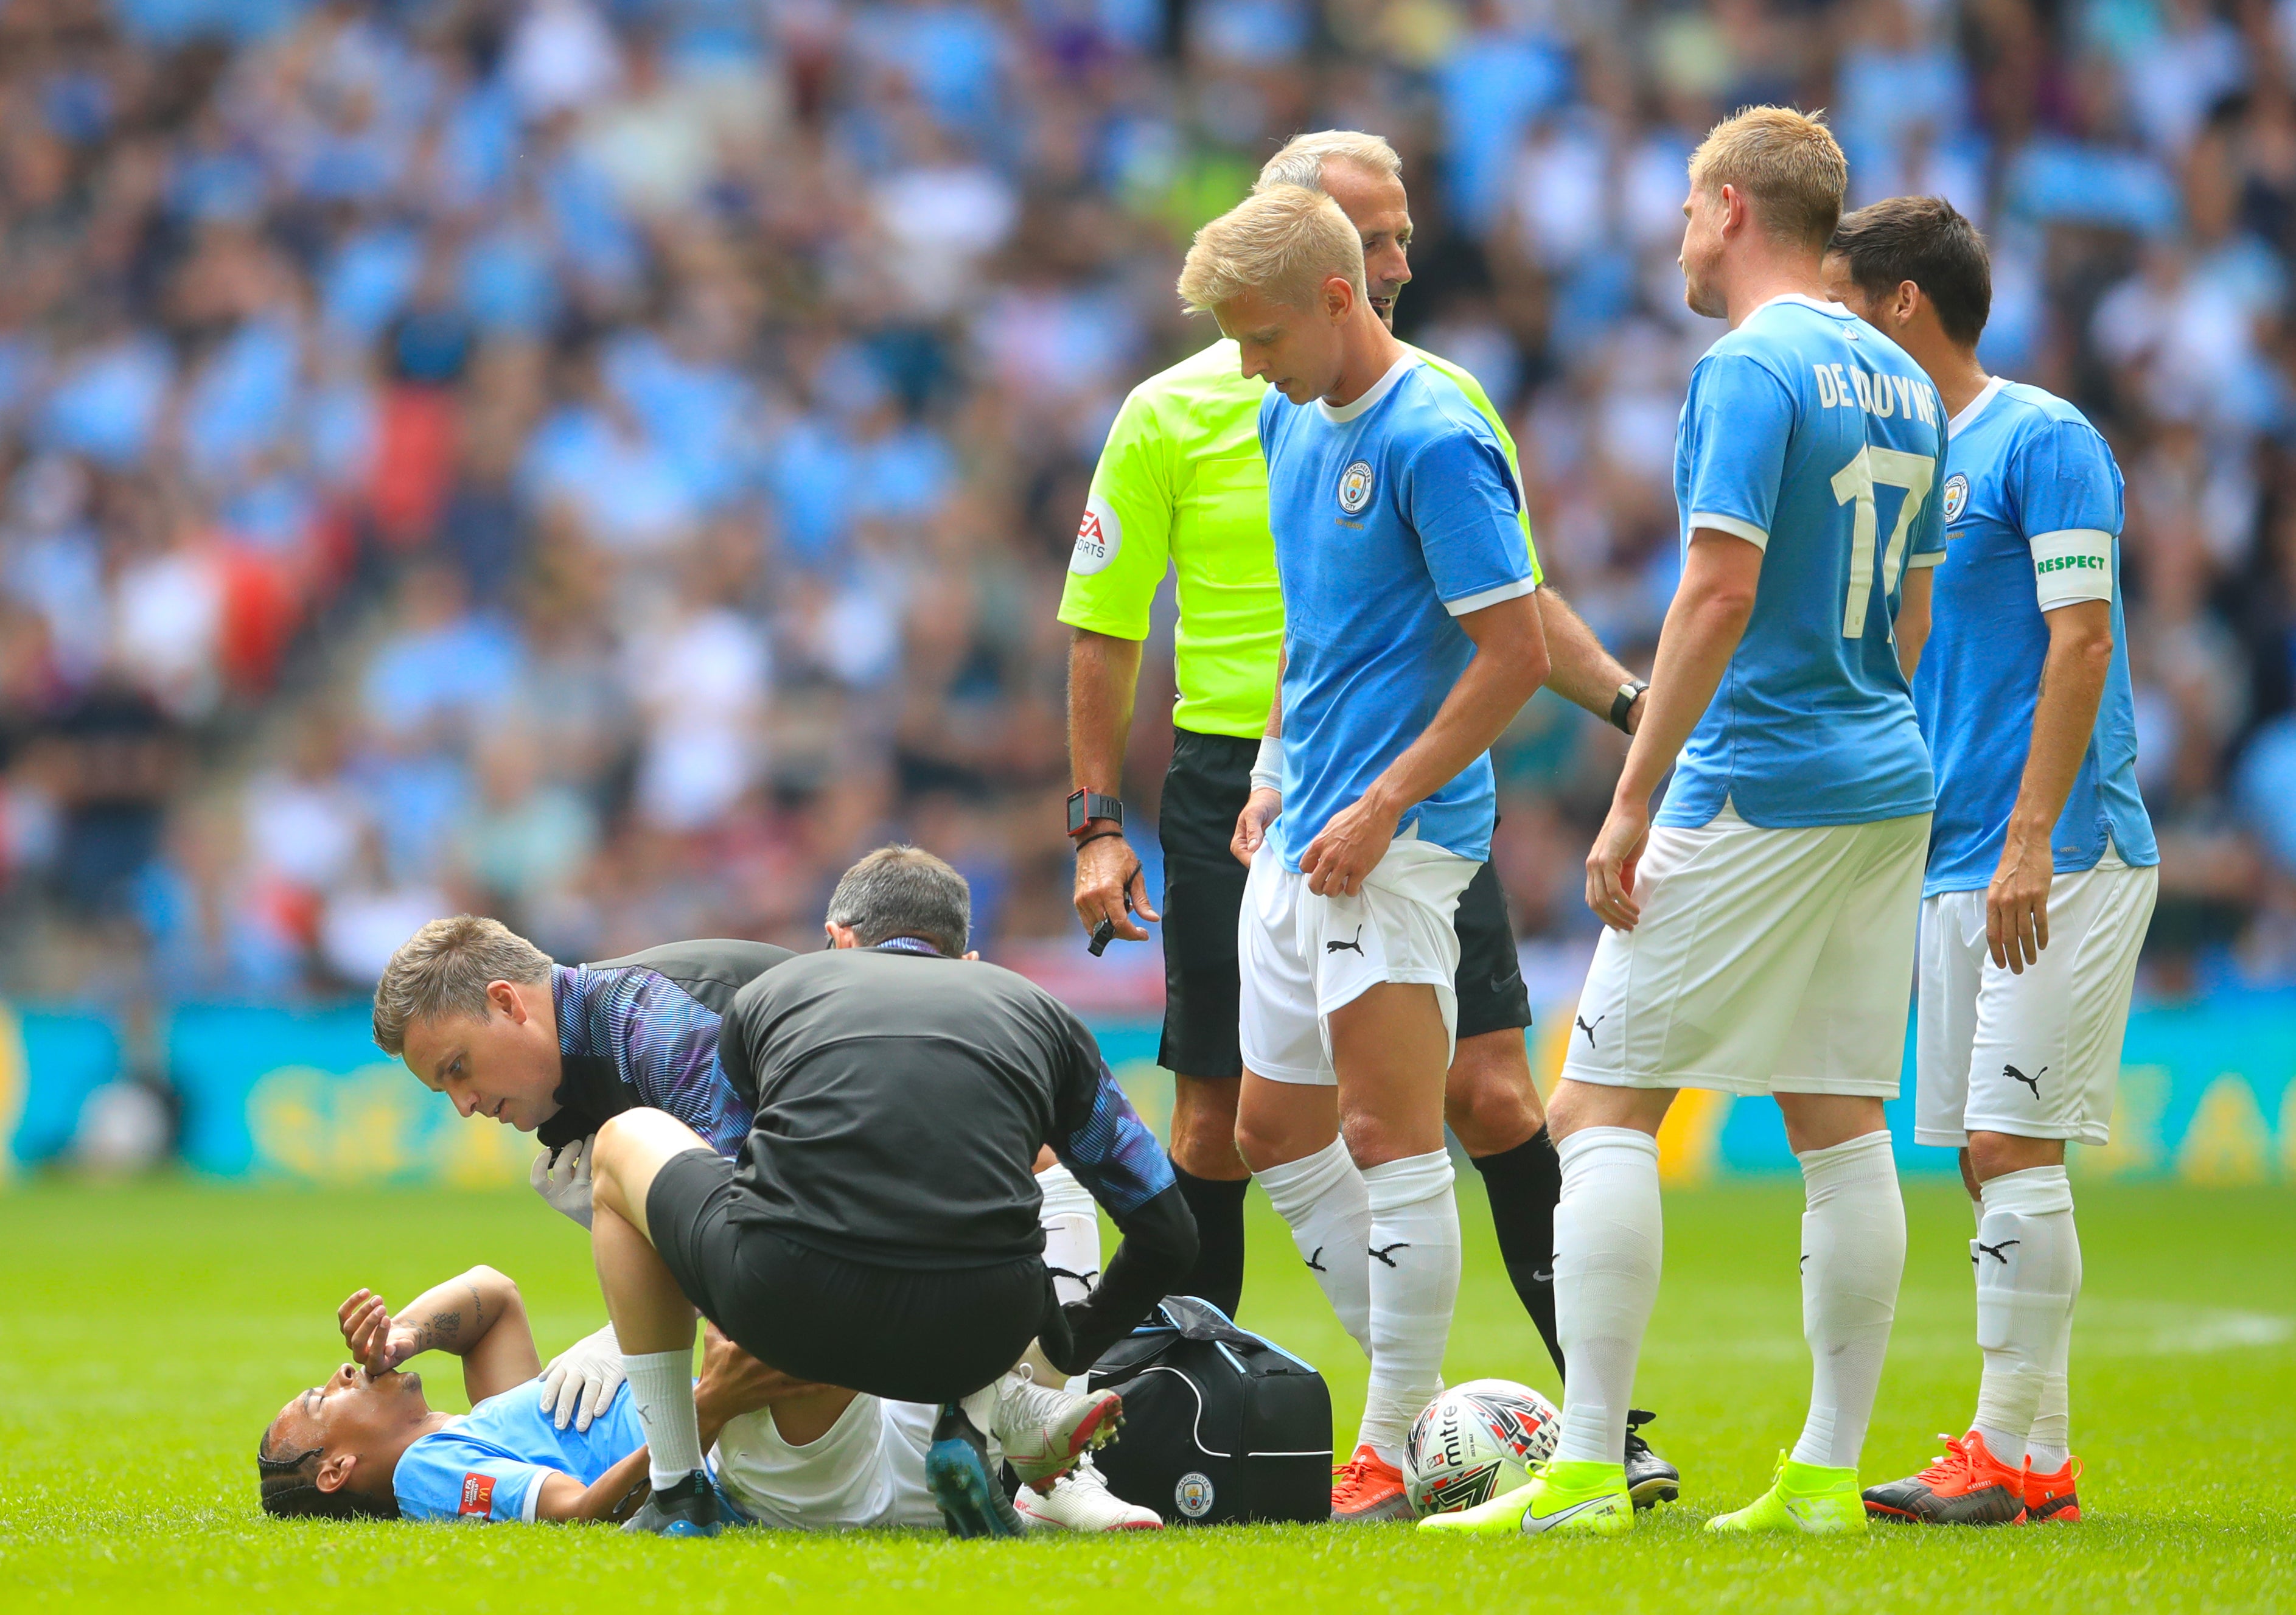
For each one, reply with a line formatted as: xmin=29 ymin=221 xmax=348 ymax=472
xmin=1331 ymin=1445 xmax=1415 ymax=1523
xmin=1862 ymin=1431 xmax=2029 ymax=1525
xmin=2023 ymin=1454 xmax=2081 ymax=1523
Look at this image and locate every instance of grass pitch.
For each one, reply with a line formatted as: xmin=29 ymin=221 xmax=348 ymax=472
xmin=1 ymin=1174 xmax=2291 ymax=1613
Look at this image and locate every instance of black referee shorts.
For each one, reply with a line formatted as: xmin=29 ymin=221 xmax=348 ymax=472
xmin=1156 ymin=727 xmax=1534 ymax=1079
xmin=646 ymin=1149 xmax=1056 ymax=1404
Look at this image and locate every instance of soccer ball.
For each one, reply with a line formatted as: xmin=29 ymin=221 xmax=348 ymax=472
xmin=1403 ymin=1378 xmax=1560 ymax=1516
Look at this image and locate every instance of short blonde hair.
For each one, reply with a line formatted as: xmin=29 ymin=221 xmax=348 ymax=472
xmin=1689 ymin=106 xmax=1847 ymax=249
xmin=1255 ymin=130 xmax=1401 ymax=194
xmin=372 ymin=915 xmax=553 ymax=1055
xmin=1178 ymin=185 xmax=1366 ymax=314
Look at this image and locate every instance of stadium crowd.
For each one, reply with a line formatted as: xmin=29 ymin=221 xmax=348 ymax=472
xmin=2 ymin=0 xmax=2294 ymax=1011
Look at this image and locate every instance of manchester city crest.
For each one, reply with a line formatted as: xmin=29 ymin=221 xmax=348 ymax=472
xmin=1337 ymin=459 xmax=1375 ymax=515
xmin=1174 ymin=1471 xmax=1215 ymax=1518
xmin=1941 ymin=471 xmax=1969 ymax=525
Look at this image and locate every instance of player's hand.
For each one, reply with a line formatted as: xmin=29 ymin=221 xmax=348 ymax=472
xmin=540 ymin=1322 xmax=624 ymax=1432
xmin=1585 ymin=798 xmax=1651 ymax=930
xmin=530 ymin=1135 xmax=596 ymax=1229
xmin=1299 ymin=792 xmax=1400 ymax=898
xmin=1230 ymin=786 xmax=1281 ymax=866
xmin=1073 ymin=831 xmax=1157 ymax=944
xmin=1987 ymin=827 xmax=2053 ymax=973
xmin=338 ymin=1289 xmax=417 ymax=1376
xmin=696 ymin=1321 xmax=818 ymax=1426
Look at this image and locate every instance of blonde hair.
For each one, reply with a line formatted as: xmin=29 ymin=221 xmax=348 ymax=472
xmin=1688 ymin=106 xmax=1848 ymax=249
xmin=1178 ymin=185 xmax=1366 ymax=314
xmin=372 ymin=915 xmax=553 ymax=1055
xmin=1255 ymin=130 xmax=1401 ymax=194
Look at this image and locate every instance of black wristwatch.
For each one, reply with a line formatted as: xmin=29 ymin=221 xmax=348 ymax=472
xmin=1610 ymin=679 xmax=1650 ymax=734
xmin=1067 ymin=789 xmax=1124 ymax=837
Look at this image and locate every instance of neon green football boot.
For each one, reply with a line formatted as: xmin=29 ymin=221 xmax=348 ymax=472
xmin=1704 ymin=1451 xmax=1866 ymax=1535
xmin=1417 ymin=1459 xmax=1634 ymax=1538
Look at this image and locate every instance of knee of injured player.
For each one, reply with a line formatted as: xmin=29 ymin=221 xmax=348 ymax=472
xmin=377 ymin=918 xmax=564 ymax=1134
xmin=1443 ymin=1033 xmax=1543 ymax=1156
xmin=1967 ymin=1130 xmax=2065 ymax=1182
xmin=257 ymin=1363 xmax=436 ymax=1519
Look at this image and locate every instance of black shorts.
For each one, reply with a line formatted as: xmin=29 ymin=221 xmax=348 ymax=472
xmin=1156 ymin=727 xmax=1534 ymax=1078
xmin=646 ymin=1149 xmax=1056 ymax=1404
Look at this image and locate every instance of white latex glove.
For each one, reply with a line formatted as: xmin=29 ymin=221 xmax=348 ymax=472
xmin=529 ymin=1134 xmax=596 ymax=1229
xmin=539 ymin=1322 xmax=624 ymax=1432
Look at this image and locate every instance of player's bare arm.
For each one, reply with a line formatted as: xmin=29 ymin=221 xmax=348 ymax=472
xmin=1585 ymin=531 xmax=1762 ymax=930
xmin=337 ymin=1265 xmax=539 ymax=1406
xmin=1300 ymin=589 xmax=1550 ymax=897
xmin=1232 ymin=648 xmax=1285 ymax=864
xmin=1067 ymin=627 xmax=1159 ymax=943
xmin=1894 ymin=563 xmax=1933 ymax=682
xmin=1989 ymin=596 xmax=2113 ymax=974
xmin=1537 ymin=588 xmax=1647 ymax=733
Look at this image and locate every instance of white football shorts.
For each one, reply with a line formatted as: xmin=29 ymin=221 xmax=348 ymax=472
xmin=1915 ymin=852 xmax=2157 ymax=1149
xmin=713 ymin=1395 xmax=941 ymax=1530
xmin=1238 ymin=828 xmax=1480 ymax=1086
xmin=1561 ymin=801 xmax=1929 ymax=1097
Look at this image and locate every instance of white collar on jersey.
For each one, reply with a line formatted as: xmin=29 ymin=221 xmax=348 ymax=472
xmin=1947 ymin=375 xmax=2008 ymax=441
xmin=1316 ymin=351 xmax=1420 ymax=424
xmin=1746 ymin=291 xmax=1853 ymax=319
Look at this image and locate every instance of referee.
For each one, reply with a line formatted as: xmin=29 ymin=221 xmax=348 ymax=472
xmin=1060 ymin=133 xmax=1653 ymax=1415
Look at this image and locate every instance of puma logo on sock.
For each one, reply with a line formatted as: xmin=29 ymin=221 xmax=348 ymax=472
xmin=1977 ymin=1238 xmax=2022 ymax=1263
xmin=1305 ymin=1246 xmax=1327 ymax=1272
xmin=1368 ymin=1243 xmax=1410 ymax=1268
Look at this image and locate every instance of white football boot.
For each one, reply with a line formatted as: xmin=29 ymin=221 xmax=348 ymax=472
xmin=1014 ymin=1453 xmax=1163 ymax=1531
xmin=986 ymin=1364 xmax=1125 ymax=1489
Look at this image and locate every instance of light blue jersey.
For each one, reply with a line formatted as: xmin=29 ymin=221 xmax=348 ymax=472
xmin=1663 ymin=295 xmax=1946 ymax=829
xmin=1915 ymin=377 xmax=2157 ymax=895
xmin=394 ymin=1378 xmax=644 ymax=1523
xmin=1259 ymin=355 xmax=1536 ymax=869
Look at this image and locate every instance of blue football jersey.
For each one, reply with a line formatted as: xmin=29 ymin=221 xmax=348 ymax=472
xmin=1915 ymin=378 xmax=2157 ymax=894
xmin=1259 ymin=355 xmax=1536 ymax=868
xmin=394 ymin=1377 xmax=644 ymax=1523
xmin=1663 ymin=295 xmax=1947 ymax=829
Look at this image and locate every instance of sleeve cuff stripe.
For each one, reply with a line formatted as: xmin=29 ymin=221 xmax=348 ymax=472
xmin=1906 ymin=550 xmax=1945 ymax=568
xmin=521 ymin=1482 xmax=541 ymax=1523
xmin=1687 ymin=512 xmax=1770 ymax=549
xmin=1443 ymin=576 xmax=1538 ymax=616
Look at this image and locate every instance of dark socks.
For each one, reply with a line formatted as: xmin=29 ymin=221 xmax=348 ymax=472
xmin=1471 ymin=1126 xmax=1566 ymax=1380
xmin=1168 ymin=1157 xmax=1250 ymax=1319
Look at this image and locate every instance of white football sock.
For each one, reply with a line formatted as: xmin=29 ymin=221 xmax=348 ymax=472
xmin=1551 ymin=1128 xmax=1663 ymax=1467
xmin=624 ymin=1347 xmax=704 ymax=1488
xmin=1356 ymin=1149 xmax=1462 ymax=1467
xmin=1970 ymin=1165 xmax=2078 ymax=1460
xmin=1037 ymin=1163 xmax=1101 ymax=1306
xmin=1256 ymin=1136 xmax=1372 ymax=1356
xmin=1790 ymin=1130 xmax=1904 ymax=1471
xmin=2026 ymin=1330 xmax=2073 ymax=1474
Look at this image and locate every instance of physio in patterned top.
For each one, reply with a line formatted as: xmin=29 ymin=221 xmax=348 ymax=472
xmin=1059 ymin=138 xmax=1669 ymax=1509
xmin=1176 ymin=183 xmax=1553 ymax=1519
xmin=1427 ymin=110 xmax=1945 ymax=1544
xmin=1826 ymin=196 xmax=2156 ymax=1529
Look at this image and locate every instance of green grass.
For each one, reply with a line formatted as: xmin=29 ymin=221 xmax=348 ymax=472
xmin=1 ymin=1176 xmax=2291 ymax=1611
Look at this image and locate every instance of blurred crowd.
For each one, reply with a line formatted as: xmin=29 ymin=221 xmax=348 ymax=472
xmin=3 ymin=0 xmax=2295 ymax=1012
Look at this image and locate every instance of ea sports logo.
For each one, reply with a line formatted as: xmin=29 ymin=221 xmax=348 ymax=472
xmin=1069 ymin=495 xmax=1122 ymax=575
xmin=1941 ymin=472 xmax=1969 ymax=525
xmin=1337 ymin=460 xmax=1374 ymax=515
xmin=1174 ymin=1471 xmax=1215 ymax=1518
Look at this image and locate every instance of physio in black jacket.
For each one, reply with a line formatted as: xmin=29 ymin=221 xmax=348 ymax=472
xmin=586 ymin=845 xmax=1197 ymax=1537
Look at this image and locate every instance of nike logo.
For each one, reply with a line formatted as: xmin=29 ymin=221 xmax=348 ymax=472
xmin=2005 ymin=1063 xmax=2047 ymax=1098
xmin=1531 ymin=1268 xmax=1554 ymax=1284
xmin=1575 ymin=1013 xmax=1607 ymax=1047
xmin=1977 ymin=1238 xmax=2022 ymax=1263
xmin=1305 ymin=1246 xmax=1327 ymax=1273
xmin=1799 ymin=1253 xmax=1810 ymax=1271
xmin=1327 ymin=926 xmax=1366 ymax=955
xmin=1521 ymin=1496 xmax=1615 ymax=1533
xmin=1369 ymin=1242 xmax=1410 ymax=1268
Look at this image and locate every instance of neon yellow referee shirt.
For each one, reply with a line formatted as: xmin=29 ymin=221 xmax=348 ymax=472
xmin=1057 ymin=338 xmax=1543 ymax=739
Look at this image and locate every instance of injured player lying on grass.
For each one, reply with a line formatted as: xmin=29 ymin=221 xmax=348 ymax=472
xmin=256 ymin=1264 xmax=1159 ymax=1530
